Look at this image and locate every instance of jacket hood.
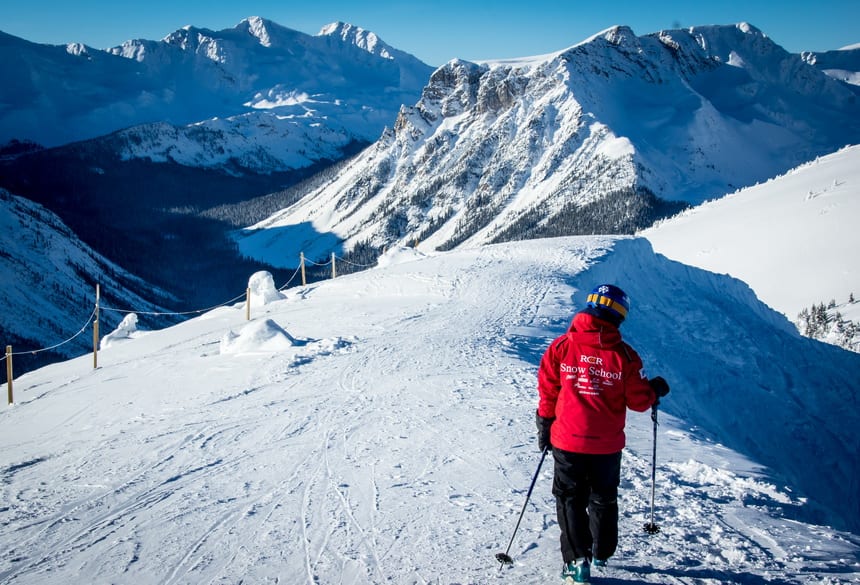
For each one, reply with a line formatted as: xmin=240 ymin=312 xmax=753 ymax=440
xmin=568 ymin=310 xmax=622 ymax=347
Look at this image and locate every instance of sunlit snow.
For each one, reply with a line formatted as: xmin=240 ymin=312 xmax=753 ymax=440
xmin=643 ymin=145 xmax=860 ymax=323
xmin=1 ymin=236 xmax=858 ymax=584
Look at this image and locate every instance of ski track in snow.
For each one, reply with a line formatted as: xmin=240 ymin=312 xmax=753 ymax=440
xmin=0 ymin=237 xmax=858 ymax=584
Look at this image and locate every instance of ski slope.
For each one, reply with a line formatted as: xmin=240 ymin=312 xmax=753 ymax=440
xmin=642 ymin=145 xmax=860 ymax=323
xmin=1 ymin=236 xmax=858 ymax=584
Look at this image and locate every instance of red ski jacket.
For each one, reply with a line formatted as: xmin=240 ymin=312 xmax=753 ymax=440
xmin=537 ymin=311 xmax=656 ymax=454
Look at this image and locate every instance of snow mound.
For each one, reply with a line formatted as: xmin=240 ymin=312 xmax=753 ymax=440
xmin=376 ymin=246 xmax=428 ymax=268
xmin=100 ymin=313 xmax=143 ymax=349
xmin=248 ymin=271 xmax=285 ymax=306
xmin=220 ymin=319 xmax=297 ymax=355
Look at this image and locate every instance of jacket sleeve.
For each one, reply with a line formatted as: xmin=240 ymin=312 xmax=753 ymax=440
xmin=537 ymin=337 xmax=564 ymax=418
xmin=622 ymin=343 xmax=656 ymax=412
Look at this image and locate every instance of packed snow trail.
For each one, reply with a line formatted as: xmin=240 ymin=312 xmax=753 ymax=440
xmin=0 ymin=237 xmax=858 ymax=584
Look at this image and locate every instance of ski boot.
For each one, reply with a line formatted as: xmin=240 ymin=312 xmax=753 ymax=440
xmin=561 ymin=557 xmax=590 ymax=584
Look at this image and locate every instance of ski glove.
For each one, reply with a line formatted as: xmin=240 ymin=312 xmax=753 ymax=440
xmin=649 ymin=376 xmax=670 ymax=405
xmin=535 ymin=410 xmax=555 ymax=452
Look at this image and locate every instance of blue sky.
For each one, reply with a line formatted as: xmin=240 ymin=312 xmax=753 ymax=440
xmin=1 ymin=0 xmax=857 ymax=65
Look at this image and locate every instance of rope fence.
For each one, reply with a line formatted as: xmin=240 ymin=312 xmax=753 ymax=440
xmin=277 ymin=265 xmax=303 ymax=292
xmin=6 ymin=305 xmax=99 ymax=358
xmin=3 ymin=248 xmax=391 ymax=405
xmin=337 ymin=258 xmax=378 ymax=268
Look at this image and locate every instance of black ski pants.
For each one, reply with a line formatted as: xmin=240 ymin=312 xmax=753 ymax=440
xmin=551 ymin=448 xmax=622 ymax=563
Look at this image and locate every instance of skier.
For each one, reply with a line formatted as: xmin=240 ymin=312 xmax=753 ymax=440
xmin=536 ymin=284 xmax=669 ymax=584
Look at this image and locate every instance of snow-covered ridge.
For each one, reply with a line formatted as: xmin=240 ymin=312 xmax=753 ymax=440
xmin=320 ymin=21 xmax=390 ymax=59
xmin=802 ymin=44 xmax=860 ymax=86
xmin=109 ymin=113 xmax=360 ymax=173
xmin=0 ymin=17 xmax=433 ymax=148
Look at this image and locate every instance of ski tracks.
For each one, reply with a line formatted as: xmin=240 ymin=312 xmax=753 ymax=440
xmin=12 ymin=237 xmax=853 ymax=583
xmin=0 ymin=425 xmax=231 ymax=583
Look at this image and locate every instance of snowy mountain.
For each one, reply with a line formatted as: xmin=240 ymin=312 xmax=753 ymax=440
xmin=803 ymin=44 xmax=860 ymax=86
xmin=0 ymin=188 xmax=172 ymax=365
xmin=1 ymin=236 xmax=858 ymax=584
xmin=234 ymin=23 xmax=860 ymax=264
xmin=0 ymin=17 xmax=433 ymax=163
xmin=0 ymin=17 xmax=434 ymax=324
xmin=108 ymin=114 xmax=361 ymax=174
xmin=642 ymin=145 xmax=860 ymax=345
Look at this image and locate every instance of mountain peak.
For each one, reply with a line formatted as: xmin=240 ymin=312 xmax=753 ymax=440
xmin=161 ymin=24 xmax=210 ymax=49
xmin=65 ymin=42 xmax=90 ymax=56
xmin=600 ymin=24 xmax=638 ymax=45
xmin=668 ymin=22 xmax=773 ymax=55
xmin=238 ymin=15 xmax=275 ymax=47
xmin=319 ymin=21 xmax=392 ymax=59
xmin=735 ymin=21 xmax=764 ymax=37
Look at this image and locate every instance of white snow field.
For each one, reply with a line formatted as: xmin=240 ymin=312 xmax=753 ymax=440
xmin=643 ymin=145 xmax=860 ymax=324
xmin=1 ymin=237 xmax=859 ymax=584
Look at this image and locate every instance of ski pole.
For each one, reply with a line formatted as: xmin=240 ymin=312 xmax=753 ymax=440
xmin=495 ymin=446 xmax=550 ymax=569
xmin=643 ymin=403 xmax=660 ymax=534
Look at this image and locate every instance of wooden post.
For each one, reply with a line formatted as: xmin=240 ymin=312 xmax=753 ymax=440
xmin=6 ymin=345 xmax=12 ymax=405
xmin=300 ymin=252 xmax=307 ymax=286
xmin=331 ymin=252 xmax=336 ymax=279
xmin=93 ymin=284 xmax=100 ymax=369
xmin=245 ymin=287 xmax=251 ymax=321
